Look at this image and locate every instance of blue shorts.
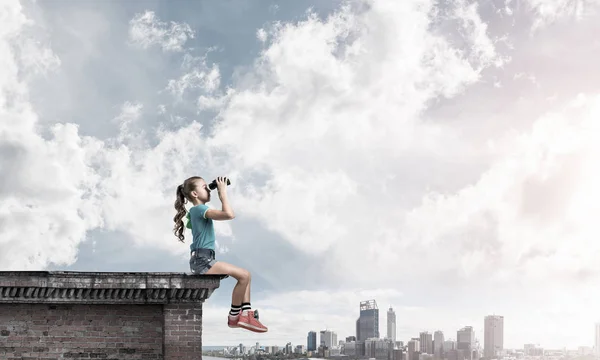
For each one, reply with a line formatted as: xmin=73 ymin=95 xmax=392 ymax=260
xmin=189 ymin=248 xmax=217 ymax=275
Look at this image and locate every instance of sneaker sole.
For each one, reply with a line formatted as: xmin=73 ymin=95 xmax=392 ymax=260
xmin=237 ymin=321 xmax=268 ymax=333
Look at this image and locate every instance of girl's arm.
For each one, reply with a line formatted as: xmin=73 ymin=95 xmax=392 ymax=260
xmin=205 ymin=177 xmax=235 ymax=221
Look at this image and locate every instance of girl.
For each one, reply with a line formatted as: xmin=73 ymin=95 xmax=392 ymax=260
xmin=173 ymin=176 xmax=268 ymax=333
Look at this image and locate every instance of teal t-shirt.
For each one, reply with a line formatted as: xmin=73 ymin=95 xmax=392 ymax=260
xmin=186 ymin=204 xmax=215 ymax=251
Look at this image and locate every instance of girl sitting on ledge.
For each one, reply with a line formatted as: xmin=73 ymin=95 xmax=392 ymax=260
xmin=173 ymin=176 xmax=268 ymax=333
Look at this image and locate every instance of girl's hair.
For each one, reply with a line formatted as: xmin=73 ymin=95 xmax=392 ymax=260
xmin=173 ymin=176 xmax=204 ymax=242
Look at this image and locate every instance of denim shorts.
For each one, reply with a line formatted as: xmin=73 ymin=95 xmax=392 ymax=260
xmin=189 ymin=248 xmax=217 ymax=275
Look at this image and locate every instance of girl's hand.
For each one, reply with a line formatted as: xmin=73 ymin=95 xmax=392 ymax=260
xmin=216 ymin=176 xmax=228 ymax=196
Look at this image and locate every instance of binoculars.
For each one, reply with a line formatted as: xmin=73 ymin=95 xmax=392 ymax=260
xmin=208 ymin=178 xmax=231 ymax=190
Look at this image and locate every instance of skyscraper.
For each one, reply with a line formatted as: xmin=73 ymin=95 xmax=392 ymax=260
xmin=457 ymin=326 xmax=475 ymax=360
xmin=434 ymin=331 xmax=445 ymax=359
xmin=420 ymin=332 xmax=433 ymax=354
xmin=408 ymin=338 xmax=420 ymax=360
xmin=356 ymin=300 xmax=379 ymax=341
xmin=307 ymin=331 xmax=317 ymax=351
xmin=595 ymin=323 xmax=600 ymax=358
xmin=387 ymin=307 xmax=396 ymax=341
xmin=320 ymin=330 xmax=337 ymax=348
xmin=484 ymin=315 xmax=504 ymax=359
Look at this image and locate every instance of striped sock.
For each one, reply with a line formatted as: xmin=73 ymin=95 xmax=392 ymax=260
xmin=241 ymin=302 xmax=251 ymax=313
xmin=229 ymin=304 xmax=242 ymax=317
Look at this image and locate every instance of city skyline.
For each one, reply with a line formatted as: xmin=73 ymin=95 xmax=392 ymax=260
xmin=218 ymin=319 xmax=600 ymax=354
xmin=272 ymin=299 xmax=599 ymax=354
xmin=213 ymin=307 xmax=600 ymax=353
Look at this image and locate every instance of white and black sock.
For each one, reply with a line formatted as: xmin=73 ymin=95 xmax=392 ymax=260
xmin=241 ymin=302 xmax=251 ymax=313
xmin=229 ymin=304 xmax=242 ymax=317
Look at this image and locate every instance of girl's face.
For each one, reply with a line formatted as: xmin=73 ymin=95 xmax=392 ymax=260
xmin=192 ymin=179 xmax=211 ymax=203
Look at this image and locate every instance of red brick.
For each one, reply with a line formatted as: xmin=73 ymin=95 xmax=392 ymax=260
xmin=0 ymin=271 xmax=226 ymax=359
xmin=0 ymin=304 xmax=162 ymax=359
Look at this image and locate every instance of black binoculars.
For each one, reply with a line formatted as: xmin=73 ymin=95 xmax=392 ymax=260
xmin=208 ymin=178 xmax=231 ymax=190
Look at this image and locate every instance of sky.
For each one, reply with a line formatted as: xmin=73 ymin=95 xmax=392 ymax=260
xmin=1 ymin=0 xmax=600 ymax=350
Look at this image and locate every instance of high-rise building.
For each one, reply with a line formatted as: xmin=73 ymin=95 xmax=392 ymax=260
xmin=457 ymin=326 xmax=475 ymax=360
xmin=320 ymin=330 xmax=337 ymax=348
xmin=307 ymin=331 xmax=317 ymax=351
xmin=388 ymin=307 xmax=397 ymax=341
xmin=434 ymin=331 xmax=445 ymax=359
xmin=356 ymin=300 xmax=380 ymax=341
xmin=484 ymin=315 xmax=504 ymax=359
xmin=444 ymin=340 xmax=456 ymax=353
xmin=420 ymin=332 xmax=433 ymax=354
xmin=595 ymin=323 xmax=600 ymax=358
xmin=408 ymin=338 xmax=421 ymax=360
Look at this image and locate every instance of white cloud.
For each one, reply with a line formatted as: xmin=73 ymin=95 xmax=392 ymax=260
xmin=256 ymin=28 xmax=268 ymax=43
xmin=110 ymin=101 xmax=145 ymax=147
xmin=397 ymin=94 xmax=600 ymax=285
xmin=166 ymin=53 xmax=221 ymax=100
xmin=0 ymin=0 xmax=103 ymax=270
xmin=128 ymin=10 xmax=194 ymax=52
xmin=204 ymin=0 xmax=505 ymax=263
xmin=524 ymin=0 xmax=600 ymax=30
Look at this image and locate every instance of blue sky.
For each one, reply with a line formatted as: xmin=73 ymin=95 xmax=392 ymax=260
xmin=2 ymin=0 xmax=600 ymax=350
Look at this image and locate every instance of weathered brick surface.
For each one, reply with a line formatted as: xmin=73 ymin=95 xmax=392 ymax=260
xmin=0 ymin=272 xmax=224 ymax=360
xmin=0 ymin=303 xmax=163 ymax=359
xmin=163 ymin=304 xmax=203 ymax=360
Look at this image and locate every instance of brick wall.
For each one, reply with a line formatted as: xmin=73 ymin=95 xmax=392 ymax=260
xmin=0 ymin=303 xmax=164 ymax=359
xmin=0 ymin=271 xmax=225 ymax=360
xmin=163 ymin=304 xmax=203 ymax=359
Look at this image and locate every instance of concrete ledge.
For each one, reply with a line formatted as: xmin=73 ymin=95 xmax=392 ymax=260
xmin=0 ymin=271 xmax=228 ymax=304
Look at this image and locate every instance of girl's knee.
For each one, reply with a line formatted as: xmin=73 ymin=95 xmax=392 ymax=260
xmin=240 ymin=269 xmax=251 ymax=282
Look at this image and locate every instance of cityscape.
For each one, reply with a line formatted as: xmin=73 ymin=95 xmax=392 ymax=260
xmin=211 ymin=300 xmax=600 ymax=360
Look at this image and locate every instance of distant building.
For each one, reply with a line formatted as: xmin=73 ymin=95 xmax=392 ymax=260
xmin=408 ymin=338 xmax=421 ymax=360
xmin=457 ymin=327 xmax=474 ymax=360
xmin=420 ymin=332 xmax=433 ymax=354
xmin=357 ymin=299 xmax=380 ymax=341
xmin=320 ymin=329 xmax=338 ymax=348
xmin=307 ymin=331 xmax=317 ymax=351
xmin=524 ymin=344 xmax=543 ymax=356
xmin=484 ymin=315 xmax=504 ymax=359
xmin=434 ymin=331 xmax=445 ymax=359
xmin=444 ymin=340 xmax=456 ymax=353
xmin=365 ymin=338 xmax=392 ymax=359
xmin=388 ymin=307 xmax=397 ymax=341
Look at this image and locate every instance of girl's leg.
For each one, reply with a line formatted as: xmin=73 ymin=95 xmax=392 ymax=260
xmin=204 ymin=261 xmax=250 ymax=306
xmin=204 ymin=261 xmax=267 ymax=332
xmin=244 ymin=271 xmax=251 ymax=304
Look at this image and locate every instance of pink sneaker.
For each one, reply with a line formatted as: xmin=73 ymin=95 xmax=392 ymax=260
xmin=228 ymin=314 xmax=240 ymax=328
xmin=237 ymin=309 xmax=268 ymax=333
